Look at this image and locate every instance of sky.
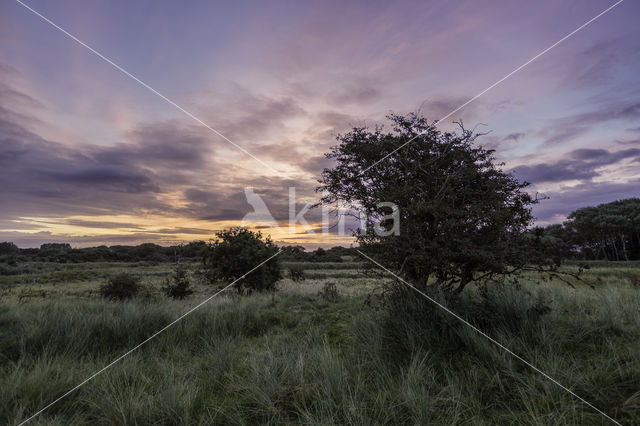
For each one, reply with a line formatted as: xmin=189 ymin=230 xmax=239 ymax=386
xmin=1 ymin=0 xmax=639 ymax=248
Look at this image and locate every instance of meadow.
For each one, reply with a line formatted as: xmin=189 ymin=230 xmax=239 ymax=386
xmin=1 ymin=260 xmax=639 ymax=425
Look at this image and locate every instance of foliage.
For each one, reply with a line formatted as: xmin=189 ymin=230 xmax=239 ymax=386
xmin=202 ymin=227 xmax=281 ymax=293
xmin=162 ymin=263 xmax=194 ymax=300
xmin=308 ymin=247 xmax=343 ymax=262
xmin=0 ymin=241 xmax=209 ymax=263
xmin=0 ymin=242 xmax=19 ymax=256
xmin=280 ymin=245 xmax=352 ymax=262
xmin=564 ymin=198 xmax=640 ymax=261
xmin=280 ymin=245 xmax=307 ymax=261
xmin=318 ymin=113 xmax=545 ymax=295
xmin=288 ymin=264 xmax=305 ymax=281
xmin=99 ymin=272 xmax=140 ymax=300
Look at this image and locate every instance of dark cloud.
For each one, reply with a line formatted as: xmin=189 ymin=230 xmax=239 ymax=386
xmin=0 ymin=83 xmax=231 ymax=222
xmin=43 ymin=168 xmax=160 ymax=194
xmin=510 ymin=147 xmax=640 ymax=184
xmin=541 ymin=100 xmax=640 ymax=146
xmin=205 ymin=89 xmax=306 ymax=142
xmin=503 ymin=132 xmax=525 ymax=142
xmin=181 ymin=188 xmax=251 ymax=221
xmin=0 ymin=112 xmax=165 ymax=216
xmin=61 ymin=219 xmax=144 ymax=229
xmin=97 ymin=121 xmax=216 ymax=170
xmin=134 ymin=227 xmax=215 ymax=235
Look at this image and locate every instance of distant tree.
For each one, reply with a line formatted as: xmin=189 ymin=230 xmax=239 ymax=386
xmin=181 ymin=241 xmax=208 ymax=259
xmin=162 ymin=263 xmax=194 ymax=299
xmin=564 ymin=198 xmax=640 ymax=261
xmin=132 ymin=243 xmax=164 ymax=261
xmin=280 ymin=245 xmax=307 ymax=261
xmin=202 ymin=227 xmax=281 ymax=293
xmin=318 ymin=113 xmax=547 ymax=296
xmin=100 ymin=273 xmax=140 ymax=300
xmin=40 ymin=243 xmax=71 ymax=251
xmin=38 ymin=243 xmax=72 ymax=262
xmin=309 ymin=247 xmax=343 ymax=262
xmin=0 ymin=242 xmax=18 ymax=255
xmin=531 ymin=224 xmax=574 ymax=265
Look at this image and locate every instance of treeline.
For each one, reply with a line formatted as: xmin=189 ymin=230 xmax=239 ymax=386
xmin=280 ymin=246 xmax=356 ymax=262
xmin=539 ymin=198 xmax=640 ymax=261
xmin=3 ymin=198 xmax=637 ymax=265
xmin=0 ymin=240 xmax=356 ymax=264
xmin=0 ymin=242 xmax=209 ymax=264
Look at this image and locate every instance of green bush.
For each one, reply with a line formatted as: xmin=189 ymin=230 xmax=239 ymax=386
xmin=100 ymin=273 xmax=140 ymax=300
xmin=203 ymin=227 xmax=281 ymax=294
xmin=162 ymin=264 xmax=194 ymax=300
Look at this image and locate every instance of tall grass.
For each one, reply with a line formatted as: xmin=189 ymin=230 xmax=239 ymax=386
xmin=1 ymin=267 xmax=639 ymax=424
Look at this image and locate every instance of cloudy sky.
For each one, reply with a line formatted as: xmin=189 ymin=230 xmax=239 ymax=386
xmin=1 ymin=0 xmax=639 ymax=248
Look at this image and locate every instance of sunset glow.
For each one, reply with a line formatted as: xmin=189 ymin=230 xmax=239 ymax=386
xmin=2 ymin=0 xmax=639 ymax=248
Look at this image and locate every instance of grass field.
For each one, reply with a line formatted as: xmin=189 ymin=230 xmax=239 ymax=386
xmin=1 ymin=261 xmax=639 ymax=424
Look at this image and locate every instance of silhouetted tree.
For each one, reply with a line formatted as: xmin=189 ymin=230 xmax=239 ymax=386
xmin=318 ymin=113 xmax=546 ymax=296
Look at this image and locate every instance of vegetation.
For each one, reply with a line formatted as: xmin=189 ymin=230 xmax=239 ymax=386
xmin=202 ymin=227 xmax=281 ymax=293
xmin=288 ymin=264 xmax=305 ymax=281
xmin=0 ymin=240 xmax=352 ymax=266
xmin=0 ymin=241 xmax=209 ymax=264
xmin=541 ymin=198 xmax=640 ymax=261
xmin=319 ymin=113 xmax=548 ymax=296
xmin=1 ymin=111 xmax=639 ymax=423
xmin=99 ymin=273 xmax=141 ymax=301
xmin=0 ymin=261 xmax=639 ymax=424
xmin=162 ymin=263 xmax=194 ymax=300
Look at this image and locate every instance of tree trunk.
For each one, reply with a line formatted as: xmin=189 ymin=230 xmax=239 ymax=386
xmin=454 ymin=271 xmax=472 ymax=294
xmin=611 ymin=237 xmax=620 ymax=261
xmin=621 ymin=235 xmax=629 ymax=261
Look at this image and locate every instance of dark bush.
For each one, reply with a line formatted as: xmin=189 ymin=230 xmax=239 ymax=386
xmin=288 ymin=265 xmax=305 ymax=281
xmin=0 ymin=242 xmax=19 ymax=255
xmin=203 ymin=227 xmax=281 ymax=294
xmin=99 ymin=273 xmax=140 ymax=300
xmin=162 ymin=263 xmax=194 ymax=300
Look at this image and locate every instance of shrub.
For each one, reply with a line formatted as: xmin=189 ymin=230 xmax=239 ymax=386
xmin=99 ymin=273 xmax=140 ymax=300
xmin=318 ymin=281 xmax=339 ymax=302
xmin=162 ymin=263 xmax=194 ymax=300
xmin=203 ymin=227 xmax=281 ymax=294
xmin=288 ymin=265 xmax=305 ymax=281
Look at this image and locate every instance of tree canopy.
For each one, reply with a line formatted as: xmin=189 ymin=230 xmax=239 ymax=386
xmin=318 ymin=113 xmax=542 ymax=294
xmin=548 ymin=198 xmax=640 ymax=261
xmin=202 ymin=227 xmax=281 ymax=293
